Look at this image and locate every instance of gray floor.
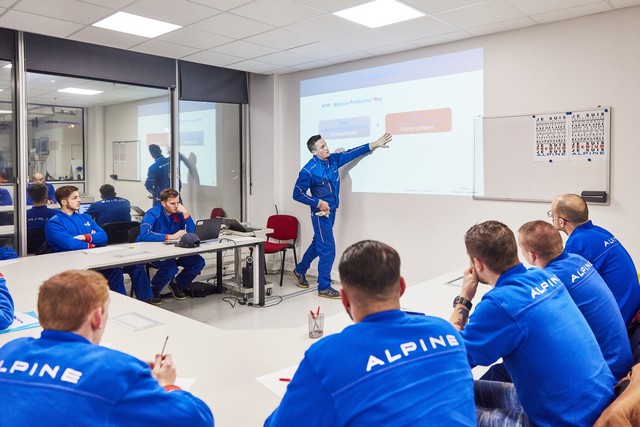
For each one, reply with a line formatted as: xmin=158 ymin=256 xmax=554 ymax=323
xmin=154 ymin=269 xmax=346 ymax=331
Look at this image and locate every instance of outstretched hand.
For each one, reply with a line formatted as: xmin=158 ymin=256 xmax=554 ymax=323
xmin=370 ymin=133 xmax=393 ymax=150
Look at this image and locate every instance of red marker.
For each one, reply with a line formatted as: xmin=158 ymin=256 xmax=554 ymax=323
xmin=279 ymin=378 xmax=291 ymax=382
xmin=309 ymin=310 xmax=316 ymax=319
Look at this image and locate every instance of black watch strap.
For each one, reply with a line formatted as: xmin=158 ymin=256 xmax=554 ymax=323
xmin=453 ymin=296 xmax=473 ymax=310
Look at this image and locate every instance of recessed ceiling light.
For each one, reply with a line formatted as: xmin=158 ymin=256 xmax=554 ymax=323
xmin=0 ymin=110 xmax=11 ymax=114
xmin=58 ymin=88 xmax=103 ymax=96
xmin=2 ymin=64 xmax=11 ymax=69
xmin=92 ymin=11 xmax=181 ymax=38
xmin=334 ymin=0 xmax=424 ymax=28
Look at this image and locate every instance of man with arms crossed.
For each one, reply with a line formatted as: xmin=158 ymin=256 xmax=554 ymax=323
xmin=0 ymin=270 xmax=213 ymax=426
xmin=45 ymin=185 xmax=126 ymax=295
xmin=451 ymin=220 xmax=614 ymax=426
xmin=266 ymin=240 xmax=476 ymax=426
xmin=137 ymin=188 xmax=205 ymax=303
xmin=550 ymin=193 xmax=640 ymax=324
xmin=292 ymin=133 xmax=392 ymax=299
xmin=518 ymin=220 xmax=632 ymax=381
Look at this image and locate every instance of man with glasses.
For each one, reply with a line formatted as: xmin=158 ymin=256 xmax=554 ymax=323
xmin=549 ymin=193 xmax=640 ymax=325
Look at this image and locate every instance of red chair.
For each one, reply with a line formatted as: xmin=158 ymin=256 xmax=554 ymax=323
xmin=210 ymin=207 xmax=225 ymax=218
xmin=263 ymin=215 xmax=298 ymax=286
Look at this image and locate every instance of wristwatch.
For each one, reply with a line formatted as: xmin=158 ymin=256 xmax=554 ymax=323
xmin=453 ymin=296 xmax=473 ymax=310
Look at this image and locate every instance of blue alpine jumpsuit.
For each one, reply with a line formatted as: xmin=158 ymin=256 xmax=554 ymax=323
xmin=293 ymin=143 xmax=371 ymax=290
xmin=145 ymin=155 xmax=170 ymax=206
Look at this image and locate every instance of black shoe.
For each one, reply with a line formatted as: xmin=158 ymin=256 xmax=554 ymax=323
xmin=150 ymin=288 xmax=162 ymax=305
xmin=168 ymin=282 xmax=187 ymax=301
xmin=292 ymin=269 xmax=309 ymax=288
xmin=318 ymin=286 xmax=340 ymax=299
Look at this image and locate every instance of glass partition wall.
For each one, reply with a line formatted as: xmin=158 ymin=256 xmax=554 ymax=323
xmin=178 ymin=100 xmax=242 ymax=221
xmin=0 ymin=60 xmax=15 ymax=251
xmin=8 ymin=71 xmax=244 ymax=255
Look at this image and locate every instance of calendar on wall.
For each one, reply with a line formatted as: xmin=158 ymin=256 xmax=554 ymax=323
xmin=533 ymin=108 xmax=609 ymax=162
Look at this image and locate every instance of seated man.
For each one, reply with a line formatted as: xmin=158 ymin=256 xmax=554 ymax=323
xmin=85 ymin=184 xmax=131 ymax=226
xmin=518 ymin=220 xmax=632 ymax=381
xmin=44 ymin=186 xmax=131 ymax=297
xmin=26 ymin=172 xmax=55 ymax=205
xmin=450 ymin=220 xmax=614 ymax=426
xmin=137 ymin=188 xmax=204 ymax=302
xmin=265 ymin=240 xmax=476 ymax=426
xmin=0 ymin=272 xmax=14 ymax=329
xmin=0 ymin=270 xmax=213 ymax=426
xmin=550 ymin=193 xmax=640 ymax=324
xmin=26 ymin=183 xmax=58 ymax=253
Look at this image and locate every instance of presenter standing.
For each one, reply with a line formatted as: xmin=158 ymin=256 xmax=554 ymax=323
xmin=292 ymin=133 xmax=392 ymax=299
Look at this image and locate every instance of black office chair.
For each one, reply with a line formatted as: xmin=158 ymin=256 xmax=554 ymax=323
xmin=27 ymin=228 xmax=47 ymax=254
xmin=103 ymin=221 xmax=140 ymax=245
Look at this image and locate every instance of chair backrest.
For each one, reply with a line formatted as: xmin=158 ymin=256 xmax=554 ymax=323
xmin=127 ymin=225 xmax=141 ymax=243
xmin=102 ymin=221 xmax=140 ymax=245
xmin=210 ymin=207 xmax=225 ymax=218
xmin=266 ymin=215 xmax=298 ymax=241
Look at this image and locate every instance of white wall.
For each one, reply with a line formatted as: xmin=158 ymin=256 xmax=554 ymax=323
xmin=248 ymin=6 xmax=640 ymax=285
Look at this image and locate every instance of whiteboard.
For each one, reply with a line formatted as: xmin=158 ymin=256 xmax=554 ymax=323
xmin=112 ymin=140 xmax=140 ymax=181
xmin=474 ymin=108 xmax=610 ymax=203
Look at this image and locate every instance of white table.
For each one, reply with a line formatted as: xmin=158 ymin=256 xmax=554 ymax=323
xmin=0 ymin=258 xmax=486 ymax=426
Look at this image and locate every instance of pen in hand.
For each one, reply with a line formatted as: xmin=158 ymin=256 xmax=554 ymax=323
xmin=160 ymin=335 xmax=169 ymax=358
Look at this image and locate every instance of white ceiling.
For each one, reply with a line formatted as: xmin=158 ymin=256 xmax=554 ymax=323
xmin=0 ymin=0 xmax=638 ymax=76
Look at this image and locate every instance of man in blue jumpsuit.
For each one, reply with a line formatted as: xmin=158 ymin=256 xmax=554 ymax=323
xmin=265 ymin=240 xmax=476 ymax=426
xmin=0 ymin=270 xmax=214 ymax=426
xmin=45 ymin=185 xmax=128 ymax=296
xmin=145 ymin=144 xmax=170 ymax=206
xmin=0 ymin=273 xmax=14 ymax=330
xmin=450 ymin=221 xmax=614 ymax=426
xmin=136 ymin=188 xmax=205 ymax=303
xmin=86 ymin=183 xmax=131 ymax=226
xmin=550 ymin=193 xmax=640 ymax=325
xmin=292 ymin=133 xmax=392 ymax=299
xmin=26 ymin=172 xmax=56 ymax=205
xmin=518 ymin=220 xmax=632 ymax=381
xmin=26 ymin=183 xmax=58 ymax=254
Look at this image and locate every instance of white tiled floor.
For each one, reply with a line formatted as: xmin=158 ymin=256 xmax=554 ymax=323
xmin=154 ymin=270 xmax=347 ymax=331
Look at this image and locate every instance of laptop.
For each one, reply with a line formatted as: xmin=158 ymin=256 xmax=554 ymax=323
xmin=195 ymin=218 xmax=223 ymax=243
xmin=222 ymin=218 xmax=259 ymax=233
xmin=164 ymin=218 xmax=223 ymax=245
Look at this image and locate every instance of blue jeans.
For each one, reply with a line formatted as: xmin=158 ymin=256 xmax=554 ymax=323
xmin=475 ymin=380 xmax=531 ymax=427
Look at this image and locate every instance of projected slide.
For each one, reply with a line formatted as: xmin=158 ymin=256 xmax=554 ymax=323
xmin=138 ymin=101 xmax=217 ymax=186
xmin=300 ymin=48 xmax=483 ymax=196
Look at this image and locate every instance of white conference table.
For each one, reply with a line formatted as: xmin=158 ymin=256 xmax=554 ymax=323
xmin=0 ymin=245 xmax=486 ymax=427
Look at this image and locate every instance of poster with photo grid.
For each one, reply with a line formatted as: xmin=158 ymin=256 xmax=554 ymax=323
xmin=533 ymin=108 xmax=609 ymax=162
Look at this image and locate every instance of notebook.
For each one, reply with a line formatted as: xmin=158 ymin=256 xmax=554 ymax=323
xmin=222 ymin=218 xmax=259 ymax=233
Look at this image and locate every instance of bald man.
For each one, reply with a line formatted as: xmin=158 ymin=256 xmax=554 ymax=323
xmin=26 ymin=172 xmax=55 ymax=205
xmin=549 ymin=194 xmax=640 ymax=324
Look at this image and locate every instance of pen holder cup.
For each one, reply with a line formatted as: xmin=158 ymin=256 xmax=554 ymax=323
xmin=308 ymin=313 xmax=324 ymax=339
